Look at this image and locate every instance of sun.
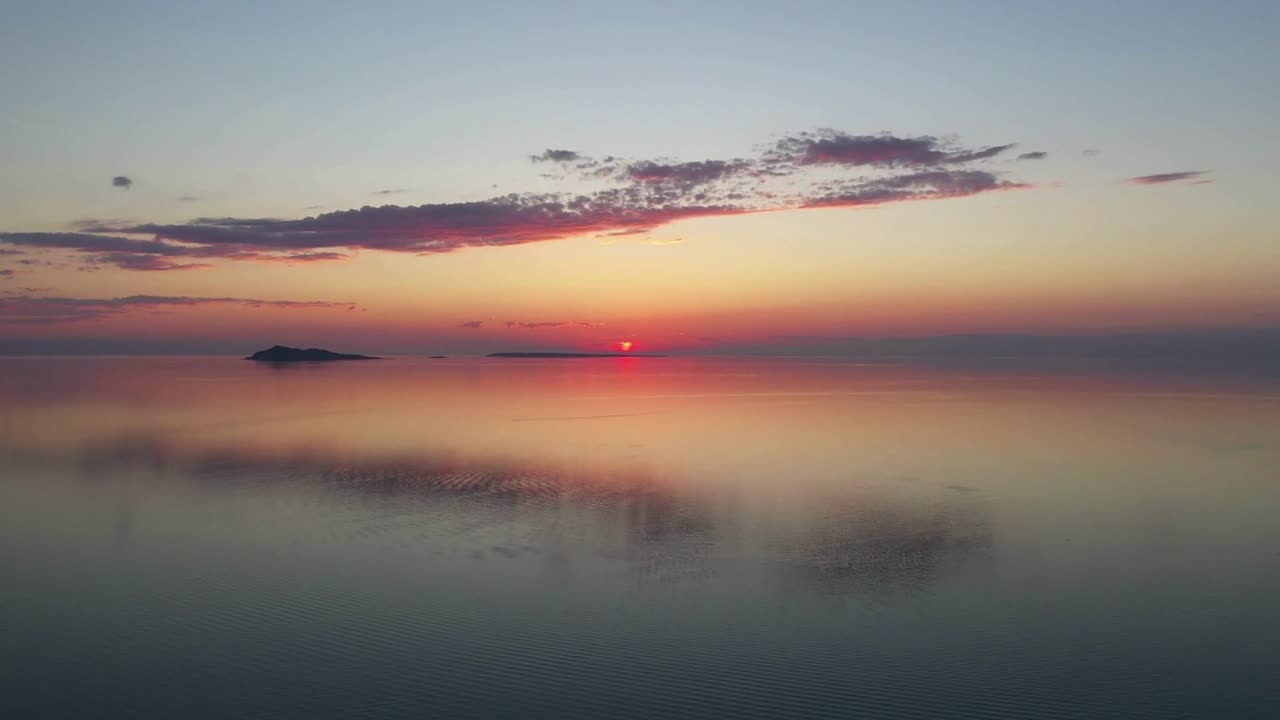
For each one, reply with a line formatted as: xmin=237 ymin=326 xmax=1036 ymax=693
xmin=617 ymin=340 xmax=633 ymax=352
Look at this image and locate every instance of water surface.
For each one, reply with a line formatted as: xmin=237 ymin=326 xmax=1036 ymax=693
xmin=1 ymin=356 xmax=1277 ymax=718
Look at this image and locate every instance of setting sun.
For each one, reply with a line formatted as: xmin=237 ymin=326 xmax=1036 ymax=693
xmin=617 ymin=340 xmax=633 ymax=352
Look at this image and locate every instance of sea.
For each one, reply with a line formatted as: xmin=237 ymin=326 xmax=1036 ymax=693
xmin=1 ymin=355 xmax=1277 ymax=719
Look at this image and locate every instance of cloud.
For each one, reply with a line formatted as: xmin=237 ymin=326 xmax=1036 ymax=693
xmin=0 ymin=270 xmax=13 ymax=278
xmin=0 ymin=249 xmax=22 ymax=256
xmin=942 ymin=144 xmax=1017 ymax=164
xmin=0 ymin=232 xmax=345 ymax=270
xmin=267 ymin=252 xmax=350 ymax=263
xmin=767 ymin=130 xmax=1015 ymax=168
xmin=71 ymin=218 xmax=133 ymax=230
xmin=623 ymin=159 xmax=752 ymax=189
xmin=371 ymin=188 xmax=410 ymax=196
xmin=59 ymin=199 xmax=749 ymax=258
xmin=0 ymin=231 xmax=260 ymax=271
xmin=648 ymin=238 xmax=683 ymax=245
xmin=504 ymin=320 xmax=605 ymax=329
xmin=601 ymin=227 xmax=654 ymax=237
xmin=803 ymin=170 xmax=1027 ymax=208
xmin=91 ymin=254 xmax=213 ymax=271
xmin=1017 ymin=151 xmax=1048 ymax=161
xmin=1082 ymin=149 xmax=1101 ymax=157
xmin=0 ymin=232 xmax=179 ymax=254
xmin=2 ymin=129 xmax=1030 ymax=269
xmin=530 ymin=149 xmax=582 ymax=163
xmin=1127 ymin=171 xmax=1211 ymax=185
xmin=0 ymin=294 xmax=357 ymax=325
xmin=457 ymin=320 xmax=484 ymax=329
xmin=112 ymin=176 xmax=133 ymax=190
xmin=177 ymin=195 xmax=200 ymax=202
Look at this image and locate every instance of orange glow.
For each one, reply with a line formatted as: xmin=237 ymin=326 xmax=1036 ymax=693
xmin=618 ymin=340 xmax=633 ymax=352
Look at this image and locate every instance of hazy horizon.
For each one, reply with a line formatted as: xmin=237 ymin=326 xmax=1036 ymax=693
xmin=4 ymin=328 xmax=1279 ymax=366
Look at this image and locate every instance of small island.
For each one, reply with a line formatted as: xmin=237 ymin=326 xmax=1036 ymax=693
xmin=246 ymin=345 xmax=383 ymax=362
xmin=487 ymin=352 xmax=666 ymax=358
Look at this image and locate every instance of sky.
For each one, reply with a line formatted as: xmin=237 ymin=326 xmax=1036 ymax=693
xmin=1 ymin=0 xmax=1277 ymax=355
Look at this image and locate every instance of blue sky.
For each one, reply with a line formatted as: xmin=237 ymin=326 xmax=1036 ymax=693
xmin=4 ymin=0 xmax=1275 ymax=222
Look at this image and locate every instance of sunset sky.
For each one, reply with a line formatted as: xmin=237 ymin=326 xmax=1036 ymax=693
xmin=2 ymin=1 xmax=1277 ymax=355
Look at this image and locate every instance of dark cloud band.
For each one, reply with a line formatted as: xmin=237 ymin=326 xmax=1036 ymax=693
xmin=0 ymin=294 xmax=357 ymax=325
xmin=1127 ymin=171 xmax=1210 ymax=185
xmin=2 ymin=129 xmax=1031 ymax=271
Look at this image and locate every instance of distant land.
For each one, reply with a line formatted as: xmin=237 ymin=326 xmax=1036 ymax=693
xmin=487 ymin=352 xmax=666 ymax=358
xmin=246 ymin=345 xmax=382 ymax=362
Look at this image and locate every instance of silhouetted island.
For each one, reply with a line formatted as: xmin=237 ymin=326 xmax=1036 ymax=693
xmin=487 ymin=352 xmax=666 ymax=358
xmin=246 ymin=345 xmax=382 ymax=361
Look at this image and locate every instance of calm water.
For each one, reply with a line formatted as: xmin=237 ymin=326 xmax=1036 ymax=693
xmin=1 ymin=356 xmax=1278 ymax=719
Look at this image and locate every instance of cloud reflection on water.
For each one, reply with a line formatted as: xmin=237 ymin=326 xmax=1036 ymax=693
xmin=6 ymin=433 xmax=992 ymax=595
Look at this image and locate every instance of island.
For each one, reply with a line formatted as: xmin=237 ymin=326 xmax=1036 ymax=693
xmin=486 ymin=352 xmax=666 ymax=358
xmin=245 ymin=345 xmax=383 ymax=362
